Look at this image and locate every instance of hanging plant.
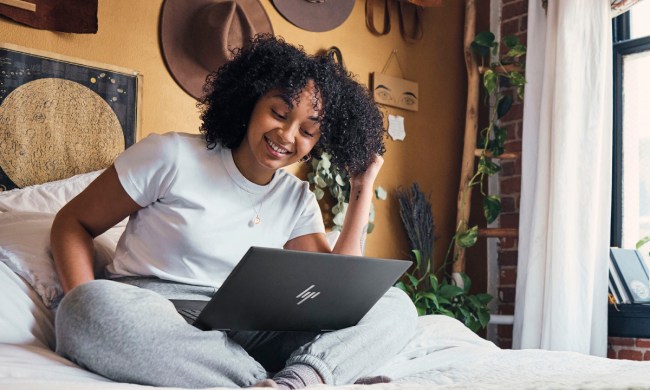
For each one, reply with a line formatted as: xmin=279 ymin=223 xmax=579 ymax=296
xmin=451 ymin=32 xmax=527 ymax=259
xmin=307 ymin=152 xmax=381 ymax=233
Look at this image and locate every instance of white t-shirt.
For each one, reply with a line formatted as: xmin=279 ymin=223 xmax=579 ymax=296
xmin=107 ymin=132 xmax=325 ymax=288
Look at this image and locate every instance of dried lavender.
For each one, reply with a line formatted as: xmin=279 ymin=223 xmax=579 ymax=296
xmin=396 ymin=183 xmax=435 ymax=276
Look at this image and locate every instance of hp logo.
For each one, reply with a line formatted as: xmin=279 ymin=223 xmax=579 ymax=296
xmin=296 ymin=285 xmax=320 ymax=305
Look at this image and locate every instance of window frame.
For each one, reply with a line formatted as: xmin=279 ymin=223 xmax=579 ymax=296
xmin=611 ymin=12 xmax=650 ymax=247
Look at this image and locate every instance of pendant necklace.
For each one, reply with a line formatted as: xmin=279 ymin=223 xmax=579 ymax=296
xmin=248 ymin=190 xmax=268 ymax=227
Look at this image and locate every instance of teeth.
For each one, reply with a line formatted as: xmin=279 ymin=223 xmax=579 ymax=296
xmin=266 ymin=138 xmax=289 ymax=154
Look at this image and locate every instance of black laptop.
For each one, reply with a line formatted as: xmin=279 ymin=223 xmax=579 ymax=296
xmin=170 ymin=247 xmax=411 ymax=332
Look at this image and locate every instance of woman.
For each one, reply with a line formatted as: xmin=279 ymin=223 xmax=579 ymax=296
xmin=51 ymin=35 xmax=417 ymax=389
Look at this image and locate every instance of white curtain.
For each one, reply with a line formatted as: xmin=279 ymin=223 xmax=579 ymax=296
xmin=513 ymin=0 xmax=612 ymax=356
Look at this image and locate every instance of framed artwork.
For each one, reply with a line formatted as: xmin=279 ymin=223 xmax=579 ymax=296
xmin=0 ymin=43 xmax=142 ymax=191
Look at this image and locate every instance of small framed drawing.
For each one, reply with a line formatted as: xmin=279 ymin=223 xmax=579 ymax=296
xmin=371 ymin=73 xmax=419 ymax=112
xmin=0 ymin=43 xmax=142 ymax=191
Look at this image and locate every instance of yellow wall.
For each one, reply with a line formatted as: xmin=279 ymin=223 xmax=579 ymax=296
xmin=0 ymin=0 xmax=469 ymax=269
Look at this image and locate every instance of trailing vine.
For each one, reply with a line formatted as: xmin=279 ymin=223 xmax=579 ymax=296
xmin=452 ymin=32 xmax=527 ymax=258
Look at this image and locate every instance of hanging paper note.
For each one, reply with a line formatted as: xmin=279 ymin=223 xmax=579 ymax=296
xmin=388 ymin=114 xmax=406 ymax=141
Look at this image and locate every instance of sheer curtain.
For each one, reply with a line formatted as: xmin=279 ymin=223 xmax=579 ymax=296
xmin=513 ymin=0 xmax=612 ymax=356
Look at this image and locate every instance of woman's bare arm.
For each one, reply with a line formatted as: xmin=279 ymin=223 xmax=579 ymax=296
xmin=51 ymin=165 xmax=142 ymax=294
xmin=285 ymin=155 xmax=384 ymax=256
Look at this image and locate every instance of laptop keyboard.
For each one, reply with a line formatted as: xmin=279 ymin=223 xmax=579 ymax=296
xmin=177 ymin=308 xmax=201 ymax=322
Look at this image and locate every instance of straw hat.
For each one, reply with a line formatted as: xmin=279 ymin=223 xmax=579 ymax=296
xmin=272 ymin=0 xmax=355 ymax=32
xmin=160 ymin=0 xmax=273 ymax=99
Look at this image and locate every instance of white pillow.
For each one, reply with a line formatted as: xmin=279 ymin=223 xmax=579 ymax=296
xmin=0 ymin=170 xmax=103 ymax=213
xmin=0 ymin=261 xmax=55 ymax=349
xmin=0 ymin=211 xmax=120 ymax=309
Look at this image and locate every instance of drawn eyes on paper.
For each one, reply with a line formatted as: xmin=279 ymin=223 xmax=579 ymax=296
xmin=371 ymin=73 xmax=419 ymax=112
xmin=374 ymin=85 xmax=418 ymax=107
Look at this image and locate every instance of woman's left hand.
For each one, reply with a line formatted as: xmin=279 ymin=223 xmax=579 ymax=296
xmin=350 ymin=154 xmax=384 ymax=188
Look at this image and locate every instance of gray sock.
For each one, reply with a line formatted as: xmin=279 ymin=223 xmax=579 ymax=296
xmin=272 ymin=364 xmax=322 ymax=389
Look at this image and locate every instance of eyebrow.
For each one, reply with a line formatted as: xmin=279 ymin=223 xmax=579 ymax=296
xmin=272 ymin=93 xmax=320 ymax=122
xmin=375 ymin=84 xmax=390 ymax=90
xmin=403 ymin=92 xmax=418 ymax=98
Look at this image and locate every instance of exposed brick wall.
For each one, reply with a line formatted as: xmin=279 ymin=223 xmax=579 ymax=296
xmin=495 ymin=0 xmax=527 ymax=350
xmin=493 ymin=0 xmax=643 ymax=359
xmin=609 ymin=337 xmax=650 ymax=361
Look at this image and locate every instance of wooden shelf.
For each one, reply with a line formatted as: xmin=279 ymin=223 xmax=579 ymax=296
xmin=479 ymin=228 xmax=518 ymax=238
xmin=474 ymin=149 xmax=520 ymax=159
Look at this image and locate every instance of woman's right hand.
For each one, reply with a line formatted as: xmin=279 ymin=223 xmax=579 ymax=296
xmin=51 ymin=165 xmax=142 ymax=293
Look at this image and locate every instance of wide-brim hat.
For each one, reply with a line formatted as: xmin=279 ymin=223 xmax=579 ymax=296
xmin=272 ymin=0 xmax=355 ymax=32
xmin=160 ymin=0 xmax=273 ymax=100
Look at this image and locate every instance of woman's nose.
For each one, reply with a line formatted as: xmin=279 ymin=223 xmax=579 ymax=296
xmin=278 ymin=123 xmax=299 ymax=143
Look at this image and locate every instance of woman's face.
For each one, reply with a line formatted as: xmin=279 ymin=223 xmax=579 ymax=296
xmin=234 ymin=82 xmax=322 ymax=184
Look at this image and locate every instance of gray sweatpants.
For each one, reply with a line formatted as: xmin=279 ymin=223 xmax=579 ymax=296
xmin=55 ymin=278 xmax=417 ymax=388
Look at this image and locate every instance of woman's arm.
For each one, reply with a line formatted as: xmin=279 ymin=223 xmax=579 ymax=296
xmin=51 ymin=165 xmax=142 ymax=294
xmin=285 ymin=155 xmax=384 ymax=256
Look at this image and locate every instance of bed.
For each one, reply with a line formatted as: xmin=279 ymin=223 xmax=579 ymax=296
xmin=1 ymin=170 xmax=650 ymax=390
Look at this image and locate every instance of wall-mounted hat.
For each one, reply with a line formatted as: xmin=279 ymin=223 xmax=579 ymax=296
xmin=272 ymin=0 xmax=355 ymax=32
xmin=160 ymin=0 xmax=273 ymax=100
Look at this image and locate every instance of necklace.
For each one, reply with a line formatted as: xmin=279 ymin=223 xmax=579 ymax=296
xmin=246 ymin=189 xmax=269 ymax=227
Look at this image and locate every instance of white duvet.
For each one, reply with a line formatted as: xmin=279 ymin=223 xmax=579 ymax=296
xmin=2 ymin=313 xmax=650 ymax=390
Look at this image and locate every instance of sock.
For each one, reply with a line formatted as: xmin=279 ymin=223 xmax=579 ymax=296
xmin=272 ymin=364 xmax=322 ymax=389
xmin=354 ymin=375 xmax=392 ymax=385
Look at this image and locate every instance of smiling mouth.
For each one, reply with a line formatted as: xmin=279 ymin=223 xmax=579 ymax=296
xmin=265 ymin=136 xmax=291 ymax=155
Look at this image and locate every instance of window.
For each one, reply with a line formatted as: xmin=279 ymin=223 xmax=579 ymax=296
xmin=612 ymin=5 xmax=650 ymax=263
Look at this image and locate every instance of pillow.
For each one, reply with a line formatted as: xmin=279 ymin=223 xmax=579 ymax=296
xmin=0 ymin=261 xmax=55 ymax=349
xmin=0 ymin=170 xmax=103 ymax=213
xmin=0 ymin=211 xmax=120 ymax=309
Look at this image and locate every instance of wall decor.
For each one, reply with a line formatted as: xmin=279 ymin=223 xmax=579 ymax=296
xmin=272 ymin=0 xmax=354 ymax=32
xmin=0 ymin=43 xmax=141 ymax=191
xmin=0 ymin=0 xmax=98 ymax=33
xmin=371 ymin=49 xmax=419 ymax=111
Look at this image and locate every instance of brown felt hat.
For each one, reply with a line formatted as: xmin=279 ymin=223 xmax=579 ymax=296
xmin=160 ymin=0 xmax=273 ymax=100
xmin=272 ymin=0 xmax=355 ymax=32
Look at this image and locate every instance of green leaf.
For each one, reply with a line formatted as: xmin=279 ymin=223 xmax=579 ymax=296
xmin=457 ymin=225 xmax=479 ymax=248
xmin=473 ymin=31 xmax=496 ymax=48
xmin=333 ymin=211 xmax=346 ymax=226
xmin=508 ymin=71 xmax=527 ymax=87
xmin=636 ymin=236 xmax=650 ymax=250
xmin=506 ymin=44 xmax=527 ymax=58
xmin=497 ymin=95 xmax=513 ymax=119
xmin=460 ymin=272 xmax=472 ymax=292
xmin=429 ymin=274 xmax=439 ymax=291
xmin=478 ymin=312 xmax=490 ymax=328
xmin=315 ymin=175 xmax=327 ymax=188
xmin=366 ymin=222 xmax=375 ymax=234
xmin=483 ymin=195 xmax=501 ymax=224
xmin=440 ymin=284 xmax=464 ymax=298
xmin=478 ymin=157 xmax=501 ymax=175
xmin=320 ymin=155 xmax=331 ymax=170
xmin=502 ymin=35 xmax=519 ymax=48
xmin=483 ymin=70 xmax=497 ymax=95
xmin=335 ymin=174 xmax=346 ymax=187
xmin=375 ymin=186 xmax=387 ymax=200
xmin=314 ymin=187 xmax=324 ymax=201
xmin=407 ymin=274 xmax=419 ymax=289
xmin=416 ymin=306 xmax=427 ymax=316
xmin=476 ymin=293 xmax=493 ymax=305
xmin=412 ymin=249 xmax=422 ymax=270
xmin=395 ymin=281 xmax=407 ymax=292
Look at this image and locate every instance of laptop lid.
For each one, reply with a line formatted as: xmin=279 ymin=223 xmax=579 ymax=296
xmin=194 ymin=247 xmax=411 ymax=331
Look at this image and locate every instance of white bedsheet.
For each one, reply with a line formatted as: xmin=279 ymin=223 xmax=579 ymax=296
xmin=2 ymin=315 xmax=650 ymax=389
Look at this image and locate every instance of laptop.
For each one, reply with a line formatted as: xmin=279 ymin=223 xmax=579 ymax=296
xmin=170 ymin=246 xmax=411 ymax=332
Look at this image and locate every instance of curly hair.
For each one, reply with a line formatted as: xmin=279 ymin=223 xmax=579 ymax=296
xmin=198 ymin=35 xmax=385 ymax=175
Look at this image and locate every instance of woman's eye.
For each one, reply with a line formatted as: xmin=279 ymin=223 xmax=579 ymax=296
xmin=301 ymin=129 xmax=314 ymax=138
xmin=272 ymin=110 xmax=286 ymax=119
